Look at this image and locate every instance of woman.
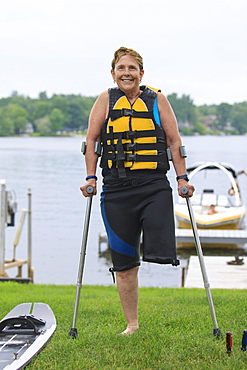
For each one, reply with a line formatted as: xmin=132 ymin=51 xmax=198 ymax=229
xmin=80 ymin=47 xmax=195 ymax=335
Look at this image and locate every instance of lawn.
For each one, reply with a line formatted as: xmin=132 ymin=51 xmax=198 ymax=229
xmin=1 ymin=283 xmax=247 ymax=369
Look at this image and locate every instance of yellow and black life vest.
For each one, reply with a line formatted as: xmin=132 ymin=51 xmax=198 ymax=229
xmin=100 ymin=85 xmax=170 ymax=177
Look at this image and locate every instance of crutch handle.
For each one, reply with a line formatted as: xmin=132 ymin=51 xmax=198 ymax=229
xmin=86 ymin=185 xmax=94 ymax=194
xmin=181 ymin=187 xmax=188 ymax=195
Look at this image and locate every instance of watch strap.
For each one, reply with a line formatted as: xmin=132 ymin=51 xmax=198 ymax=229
xmin=176 ymin=174 xmax=189 ymax=182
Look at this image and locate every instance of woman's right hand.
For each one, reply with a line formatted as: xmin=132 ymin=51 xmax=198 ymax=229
xmin=80 ymin=179 xmax=97 ymax=197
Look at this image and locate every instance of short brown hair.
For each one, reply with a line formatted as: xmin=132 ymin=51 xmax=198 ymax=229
xmin=111 ymin=47 xmax=143 ymax=71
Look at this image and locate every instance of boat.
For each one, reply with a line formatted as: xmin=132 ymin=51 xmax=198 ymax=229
xmin=174 ymin=162 xmax=246 ymax=230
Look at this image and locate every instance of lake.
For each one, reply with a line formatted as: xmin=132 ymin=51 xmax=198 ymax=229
xmin=0 ymin=135 xmax=247 ymax=287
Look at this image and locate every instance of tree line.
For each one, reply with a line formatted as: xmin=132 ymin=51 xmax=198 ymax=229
xmin=0 ymin=91 xmax=246 ymax=136
xmin=168 ymin=93 xmax=247 ymax=135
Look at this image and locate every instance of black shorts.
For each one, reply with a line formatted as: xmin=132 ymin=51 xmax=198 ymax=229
xmin=100 ymin=169 xmax=179 ymax=272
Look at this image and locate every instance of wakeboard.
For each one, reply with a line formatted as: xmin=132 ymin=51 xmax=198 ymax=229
xmin=0 ymin=303 xmax=56 ymax=370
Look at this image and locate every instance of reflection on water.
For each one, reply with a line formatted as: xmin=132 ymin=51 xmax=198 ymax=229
xmin=0 ymin=136 xmax=246 ymax=287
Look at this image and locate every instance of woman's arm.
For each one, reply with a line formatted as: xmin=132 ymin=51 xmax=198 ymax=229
xmin=158 ymin=93 xmax=195 ymax=197
xmin=80 ymin=90 xmax=109 ymax=197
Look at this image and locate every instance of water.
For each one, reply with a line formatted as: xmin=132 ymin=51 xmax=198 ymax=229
xmin=0 ymin=136 xmax=247 ymax=287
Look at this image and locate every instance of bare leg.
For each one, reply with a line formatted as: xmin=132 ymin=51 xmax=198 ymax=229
xmin=116 ymin=266 xmax=139 ymax=334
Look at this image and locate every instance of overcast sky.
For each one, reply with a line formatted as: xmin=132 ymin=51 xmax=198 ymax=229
xmin=1 ymin=0 xmax=246 ymax=105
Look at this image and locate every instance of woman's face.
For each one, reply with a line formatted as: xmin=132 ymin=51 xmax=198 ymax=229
xmin=111 ymin=54 xmax=144 ymax=93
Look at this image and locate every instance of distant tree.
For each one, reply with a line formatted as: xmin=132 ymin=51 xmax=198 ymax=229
xmin=49 ymin=108 xmax=65 ymax=133
xmin=35 ymin=115 xmax=51 ymax=135
xmin=179 ymin=126 xmax=194 ymax=136
xmin=6 ymin=104 xmax=29 ymax=134
xmin=39 ymin=91 xmax=48 ymax=101
xmin=66 ymin=102 xmax=85 ymax=130
xmin=33 ymin=101 xmax=52 ymax=120
xmin=231 ymin=103 xmax=247 ymax=134
xmin=1 ymin=91 xmax=246 ymax=136
xmin=50 ymin=95 xmax=70 ymax=128
xmin=0 ymin=107 xmax=14 ymax=136
xmin=216 ymin=103 xmax=232 ymax=129
xmin=194 ymin=121 xmax=208 ymax=135
xmin=167 ymin=93 xmax=197 ymax=124
xmin=51 ymin=95 xmax=96 ymax=130
xmin=196 ymin=105 xmax=217 ymax=116
xmin=50 ymin=95 xmax=68 ymax=111
xmin=11 ymin=90 xmax=18 ymax=97
xmin=11 ymin=95 xmax=34 ymax=119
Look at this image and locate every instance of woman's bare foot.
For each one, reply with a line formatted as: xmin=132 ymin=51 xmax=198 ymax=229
xmin=120 ymin=325 xmax=139 ymax=335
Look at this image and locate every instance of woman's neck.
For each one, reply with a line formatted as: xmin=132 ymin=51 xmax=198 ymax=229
xmin=124 ymin=88 xmax=141 ymax=105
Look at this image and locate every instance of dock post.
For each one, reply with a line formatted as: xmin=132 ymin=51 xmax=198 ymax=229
xmin=27 ymin=188 xmax=33 ymax=282
xmin=0 ymin=180 xmax=6 ymax=277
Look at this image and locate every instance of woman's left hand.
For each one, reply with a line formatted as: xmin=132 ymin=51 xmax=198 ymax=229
xmin=178 ymin=182 xmax=195 ymax=198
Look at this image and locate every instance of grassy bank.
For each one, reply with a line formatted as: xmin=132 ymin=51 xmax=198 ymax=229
xmin=1 ymin=283 xmax=247 ymax=369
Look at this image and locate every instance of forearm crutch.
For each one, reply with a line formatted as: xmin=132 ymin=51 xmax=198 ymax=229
xmin=181 ymin=187 xmax=222 ymax=337
xmin=69 ymin=186 xmax=94 ymax=339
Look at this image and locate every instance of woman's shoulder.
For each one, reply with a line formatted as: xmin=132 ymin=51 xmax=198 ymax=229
xmin=94 ymin=90 xmax=109 ymax=107
xmin=98 ymin=90 xmax=109 ymax=99
xmin=157 ymin=91 xmax=169 ymax=103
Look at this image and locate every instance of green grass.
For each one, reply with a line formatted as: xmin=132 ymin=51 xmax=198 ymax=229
xmin=1 ymin=283 xmax=247 ymax=369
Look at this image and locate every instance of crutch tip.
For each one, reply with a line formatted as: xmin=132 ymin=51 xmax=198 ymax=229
xmin=68 ymin=327 xmax=78 ymax=339
xmin=214 ymin=328 xmax=222 ymax=338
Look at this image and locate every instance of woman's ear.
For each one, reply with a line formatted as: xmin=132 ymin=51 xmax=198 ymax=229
xmin=140 ymin=69 xmax=144 ymax=82
xmin=111 ymin=69 xmax=115 ymax=82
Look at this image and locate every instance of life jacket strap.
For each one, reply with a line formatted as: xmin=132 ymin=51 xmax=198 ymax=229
xmin=102 ymin=129 xmax=158 ymax=142
xmin=109 ymin=109 xmax=154 ymax=121
xmin=123 ymin=138 xmax=165 ymax=152
xmin=125 ymin=152 xmax=168 ymax=163
xmin=116 ymin=133 xmax=127 ymax=178
xmin=102 ymin=137 xmax=165 ymax=155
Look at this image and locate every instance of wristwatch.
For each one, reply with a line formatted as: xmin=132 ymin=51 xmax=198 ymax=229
xmin=176 ymin=174 xmax=189 ymax=182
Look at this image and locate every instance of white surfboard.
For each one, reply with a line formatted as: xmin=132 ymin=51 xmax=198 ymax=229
xmin=0 ymin=303 xmax=56 ymax=370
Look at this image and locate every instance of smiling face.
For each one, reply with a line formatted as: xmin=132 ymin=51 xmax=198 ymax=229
xmin=111 ymin=54 xmax=144 ymax=94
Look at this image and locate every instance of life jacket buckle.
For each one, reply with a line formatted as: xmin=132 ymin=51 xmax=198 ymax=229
xmin=126 ymin=143 xmax=136 ymax=151
xmin=125 ymin=130 xmax=137 ymax=139
xmin=126 ymin=153 xmax=137 ymax=162
xmin=122 ymin=108 xmax=134 ymax=117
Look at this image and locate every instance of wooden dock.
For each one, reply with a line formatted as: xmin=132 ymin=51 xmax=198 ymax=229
xmin=184 ymin=256 xmax=247 ymax=289
xmin=176 ymin=228 xmax=247 ymax=245
xmin=98 ymin=229 xmax=247 ymax=251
